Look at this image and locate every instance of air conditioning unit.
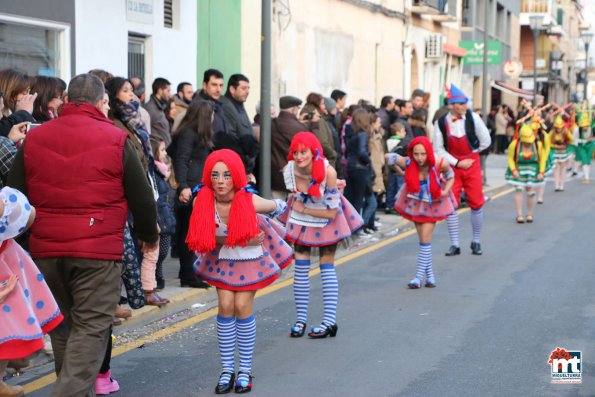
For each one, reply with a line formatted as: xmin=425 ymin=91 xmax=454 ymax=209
xmin=426 ymin=34 xmax=444 ymax=58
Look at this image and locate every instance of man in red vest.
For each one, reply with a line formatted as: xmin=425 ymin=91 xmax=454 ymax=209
xmin=8 ymin=73 xmax=158 ymax=397
xmin=433 ymin=84 xmax=491 ymax=256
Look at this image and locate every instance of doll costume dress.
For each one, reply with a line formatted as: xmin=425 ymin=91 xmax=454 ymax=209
xmin=393 ymin=159 xmax=457 ymax=223
xmin=0 ymin=187 xmax=63 ymax=360
xmin=194 ymin=204 xmax=293 ymax=291
xmin=279 ymin=160 xmax=363 ymax=246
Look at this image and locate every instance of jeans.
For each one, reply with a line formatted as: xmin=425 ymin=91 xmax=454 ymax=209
xmin=362 ymin=192 xmax=378 ymax=227
xmin=385 ymin=174 xmax=404 ymax=209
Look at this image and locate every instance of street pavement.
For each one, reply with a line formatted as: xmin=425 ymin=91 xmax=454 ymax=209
xmin=16 ymin=154 xmax=595 ymax=396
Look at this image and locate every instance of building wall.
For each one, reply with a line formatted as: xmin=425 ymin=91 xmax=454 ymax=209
xmin=268 ymin=0 xmax=406 ymax=108
xmin=75 ymin=0 xmax=197 ymax=88
xmin=197 ymin=0 xmax=242 ymax=83
xmin=409 ymin=1 xmax=464 ymax=118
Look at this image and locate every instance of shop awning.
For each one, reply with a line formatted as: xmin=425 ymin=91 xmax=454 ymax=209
xmin=491 ymin=80 xmax=534 ymax=100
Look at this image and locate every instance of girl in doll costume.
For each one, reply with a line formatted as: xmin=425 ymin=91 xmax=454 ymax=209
xmin=0 ymin=187 xmax=63 ymax=397
xmin=505 ymin=124 xmax=546 ymax=223
xmin=280 ymin=132 xmax=363 ymax=339
xmin=576 ymin=112 xmax=595 ymax=184
xmin=550 ymin=115 xmax=575 ymax=191
xmin=187 ymin=149 xmax=291 ymax=394
xmin=387 ymin=136 xmax=456 ymax=289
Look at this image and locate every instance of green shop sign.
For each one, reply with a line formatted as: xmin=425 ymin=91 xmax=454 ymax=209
xmin=459 ymin=40 xmax=502 ymax=65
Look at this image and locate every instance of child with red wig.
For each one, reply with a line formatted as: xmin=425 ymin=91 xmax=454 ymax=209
xmin=387 ymin=136 xmax=456 ymax=288
xmin=186 ymin=149 xmax=291 ymax=394
xmin=280 ymin=132 xmax=363 ymax=339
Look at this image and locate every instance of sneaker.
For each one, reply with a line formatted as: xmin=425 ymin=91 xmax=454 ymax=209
xmin=42 ymin=334 xmax=53 ymax=354
xmin=355 ymin=230 xmax=372 ymax=239
xmin=95 ymin=371 xmax=120 ymax=395
xmin=375 ymin=221 xmax=383 ymax=227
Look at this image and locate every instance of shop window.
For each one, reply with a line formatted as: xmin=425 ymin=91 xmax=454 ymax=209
xmin=0 ymin=17 xmax=68 ymax=78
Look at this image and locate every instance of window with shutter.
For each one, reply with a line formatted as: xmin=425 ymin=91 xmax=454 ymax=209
xmin=164 ymin=0 xmax=173 ymax=28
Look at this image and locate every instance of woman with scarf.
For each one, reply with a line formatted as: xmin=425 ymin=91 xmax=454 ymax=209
xmin=187 ymin=149 xmax=291 ymax=394
xmin=279 ymin=132 xmax=363 ymax=340
xmin=387 ymin=136 xmax=456 ymax=289
xmin=106 ymin=77 xmax=167 ymax=307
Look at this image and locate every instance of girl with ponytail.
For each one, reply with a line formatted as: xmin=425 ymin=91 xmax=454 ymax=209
xmin=187 ymin=149 xmax=292 ymax=394
xmin=280 ymin=132 xmax=363 ymax=339
xmin=386 ymin=136 xmax=457 ymax=289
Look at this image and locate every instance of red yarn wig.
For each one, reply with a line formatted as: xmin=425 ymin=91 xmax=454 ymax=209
xmin=186 ymin=149 xmax=259 ymax=253
xmin=287 ymin=131 xmax=327 ymax=198
xmin=405 ymin=136 xmax=442 ymax=200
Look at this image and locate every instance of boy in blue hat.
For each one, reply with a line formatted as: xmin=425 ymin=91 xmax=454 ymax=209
xmin=433 ymin=84 xmax=491 ymax=255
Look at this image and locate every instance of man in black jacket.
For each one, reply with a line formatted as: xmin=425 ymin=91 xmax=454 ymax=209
xmin=220 ymin=74 xmax=259 ymax=177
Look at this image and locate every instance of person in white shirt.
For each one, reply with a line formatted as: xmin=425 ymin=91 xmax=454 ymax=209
xmin=433 ymin=84 xmax=491 ymax=256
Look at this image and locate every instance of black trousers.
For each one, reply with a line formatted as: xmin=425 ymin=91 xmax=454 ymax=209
xmin=176 ymin=203 xmax=198 ymax=282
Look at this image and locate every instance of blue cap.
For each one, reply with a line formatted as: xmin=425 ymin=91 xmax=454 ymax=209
xmin=447 ymin=84 xmax=468 ymax=105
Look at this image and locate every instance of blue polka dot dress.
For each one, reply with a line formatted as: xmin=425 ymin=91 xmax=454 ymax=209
xmin=0 ymin=187 xmax=63 ymax=359
xmin=193 ymin=211 xmax=293 ymax=291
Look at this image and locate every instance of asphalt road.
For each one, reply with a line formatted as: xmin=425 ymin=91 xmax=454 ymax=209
xmin=25 ymin=178 xmax=595 ymax=397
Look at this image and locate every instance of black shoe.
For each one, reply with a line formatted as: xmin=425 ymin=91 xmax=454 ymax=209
xmin=470 ymin=242 xmax=483 ymax=255
xmin=234 ymin=372 xmax=253 ymax=394
xmin=445 ymin=245 xmax=460 ymax=256
xmin=215 ymin=371 xmax=235 ymax=394
xmin=308 ymin=323 xmax=338 ymax=339
xmin=156 ymin=278 xmax=165 ymax=291
xmin=180 ymin=278 xmax=211 ymax=288
xmin=289 ymin=321 xmax=306 ymax=338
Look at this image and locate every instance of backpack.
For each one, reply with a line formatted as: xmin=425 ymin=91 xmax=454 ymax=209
xmin=437 ymin=109 xmax=479 ymax=151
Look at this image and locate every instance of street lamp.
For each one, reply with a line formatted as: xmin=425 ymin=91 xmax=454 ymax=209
xmin=529 ymin=15 xmax=544 ymax=106
xmin=581 ymin=31 xmax=593 ymax=103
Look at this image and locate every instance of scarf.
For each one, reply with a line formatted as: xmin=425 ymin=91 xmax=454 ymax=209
xmin=114 ymin=100 xmax=154 ymax=164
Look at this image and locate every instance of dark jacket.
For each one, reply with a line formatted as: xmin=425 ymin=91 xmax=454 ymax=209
xmin=143 ymin=95 xmax=171 ymax=147
xmin=168 ymin=126 xmax=211 ymax=192
xmin=0 ymin=110 xmax=35 ymax=137
xmin=220 ymin=93 xmax=259 ymax=174
xmin=8 ymin=102 xmax=158 ymax=258
xmin=346 ymin=130 xmax=371 ymax=172
xmin=409 ymin=119 xmax=428 ymax=138
xmin=271 ymin=111 xmax=307 ymax=191
xmin=155 ymin=169 xmax=176 ymax=235
xmin=323 ymin=113 xmax=343 ymax=178
xmin=301 ymin=104 xmax=337 ymax=166
xmin=197 ymin=90 xmax=227 ymax=144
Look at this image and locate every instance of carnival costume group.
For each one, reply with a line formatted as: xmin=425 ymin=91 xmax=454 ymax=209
xmin=2 ymin=83 xmax=593 ymax=396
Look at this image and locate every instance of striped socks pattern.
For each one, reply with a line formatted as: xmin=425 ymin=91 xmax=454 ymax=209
xmin=236 ymin=315 xmax=256 ymax=386
xmin=446 ymin=213 xmax=460 ymax=248
xmin=293 ymin=259 xmax=311 ymax=323
xmin=422 ymin=243 xmax=434 ymax=282
xmin=216 ymin=315 xmax=236 ymax=385
xmin=320 ymin=263 xmax=339 ymax=329
xmin=470 ymin=208 xmax=483 ymax=244
xmin=415 ymin=243 xmax=428 ymax=281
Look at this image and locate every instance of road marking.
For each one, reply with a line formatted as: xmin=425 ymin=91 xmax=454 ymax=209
xmin=23 ymin=186 xmax=512 ymax=393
